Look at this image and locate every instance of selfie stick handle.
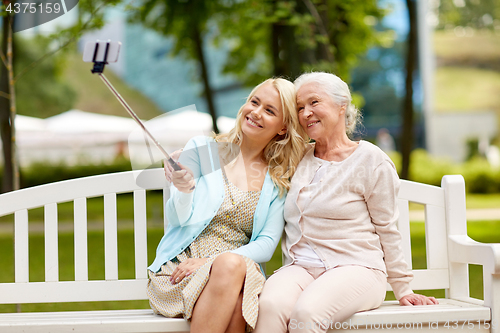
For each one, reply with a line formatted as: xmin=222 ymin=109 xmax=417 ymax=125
xmin=90 ymin=42 xmax=194 ymax=190
xmin=97 ymin=73 xmax=180 ymax=172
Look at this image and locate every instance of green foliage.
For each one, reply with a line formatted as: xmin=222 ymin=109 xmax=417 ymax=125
xmin=391 ymin=149 xmax=500 ymax=193
xmin=220 ymin=0 xmax=389 ymax=84
xmin=127 ymin=0 xmax=223 ymax=66
xmin=14 ymin=36 xmax=77 ymax=118
xmin=48 ymin=0 xmax=122 ymax=44
xmin=213 ymin=0 xmax=275 ymax=85
xmin=461 ymin=157 xmax=500 ymax=193
xmin=437 ymin=0 xmax=500 ymax=30
xmin=407 ymin=149 xmax=459 ymax=187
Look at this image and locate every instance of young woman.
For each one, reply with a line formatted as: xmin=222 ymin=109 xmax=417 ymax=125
xmin=147 ymin=78 xmax=307 ymax=333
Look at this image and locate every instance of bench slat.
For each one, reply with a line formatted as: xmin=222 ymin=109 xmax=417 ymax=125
xmin=44 ymin=203 xmax=59 ymax=282
xmin=14 ymin=209 xmax=29 ymax=283
xmin=329 ymin=299 xmax=490 ymax=332
xmin=425 ymin=205 xmax=448 ymax=269
xmin=74 ymin=198 xmax=88 ymax=281
xmin=0 ymin=309 xmax=190 ymax=333
xmin=410 ymin=268 xmax=450 ymax=290
xmin=386 ymin=269 xmax=450 ymax=291
xmin=399 ymin=180 xmax=445 ymax=207
xmin=0 ymin=280 xmax=148 ymax=304
xmin=0 ymin=299 xmax=489 ymax=333
xmin=134 ymin=190 xmax=148 ymax=279
xmin=0 ymin=169 xmax=165 ymax=216
xmin=104 ymin=193 xmax=119 ymax=281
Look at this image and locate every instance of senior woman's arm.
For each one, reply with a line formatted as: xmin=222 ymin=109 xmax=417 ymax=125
xmin=366 ymin=160 xmax=438 ymax=305
xmin=365 ymin=160 xmax=414 ymax=299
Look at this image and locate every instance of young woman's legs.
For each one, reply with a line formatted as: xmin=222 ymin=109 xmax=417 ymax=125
xmin=190 ymin=253 xmax=247 ymax=333
xmin=289 ymin=265 xmax=387 ymax=333
xmin=254 ymin=265 xmax=315 ymax=333
xmin=225 ymin=292 xmax=246 ymax=333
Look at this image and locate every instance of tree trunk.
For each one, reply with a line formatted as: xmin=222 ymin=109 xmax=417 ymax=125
xmin=401 ymin=0 xmax=418 ymax=180
xmin=271 ymin=22 xmax=302 ymax=79
xmin=192 ymin=25 xmax=219 ymax=134
xmin=7 ymin=13 xmax=19 ymax=190
xmin=0 ymin=13 xmax=14 ymax=193
xmin=271 ymin=0 xmax=302 ymax=79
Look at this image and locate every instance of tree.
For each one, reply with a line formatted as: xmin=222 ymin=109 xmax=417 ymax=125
xmin=216 ymin=0 xmax=388 ymax=85
xmin=0 ymin=5 xmax=18 ymax=192
xmin=128 ymin=0 xmax=223 ymax=133
xmin=0 ymin=0 xmax=122 ymax=193
xmin=400 ymin=0 xmax=418 ymax=180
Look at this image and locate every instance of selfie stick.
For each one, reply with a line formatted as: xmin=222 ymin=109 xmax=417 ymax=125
xmin=90 ymin=42 xmax=194 ymax=189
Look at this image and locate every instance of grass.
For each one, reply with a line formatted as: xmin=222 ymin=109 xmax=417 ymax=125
xmin=432 ymin=30 xmax=500 ymax=139
xmin=434 ymin=30 xmax=500 ymax=65
xmin=466 ymin=193 xmax=500 ymax=209
xmin=434 ymin=66 xmax=500 ymax=112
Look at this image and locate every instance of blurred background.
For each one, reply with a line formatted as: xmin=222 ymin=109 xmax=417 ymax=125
xmin=0 ymin=0 xmax=499 ymax=192
xmin=1 ymin=0 xmax=500 ymax=312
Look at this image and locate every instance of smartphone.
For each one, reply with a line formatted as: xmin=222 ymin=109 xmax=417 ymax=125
xmin=82 ymin=41 xmax=121 ymax=63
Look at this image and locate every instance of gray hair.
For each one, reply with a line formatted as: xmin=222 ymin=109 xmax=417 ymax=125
xmin=294 ymin=72 xmax=360 ymax=135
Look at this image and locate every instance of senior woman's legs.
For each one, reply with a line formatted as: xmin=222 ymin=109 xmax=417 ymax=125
xmin=254 ymin=265 xmax=315 ymax=333
xmin=289 ymin=265 xmax=387 ymax=333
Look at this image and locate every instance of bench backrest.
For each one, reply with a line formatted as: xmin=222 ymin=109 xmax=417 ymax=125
xmin=0 ymin=170 xmax=450 ymax=304
xmin=396 ymin=180 xmax=449 ymax=292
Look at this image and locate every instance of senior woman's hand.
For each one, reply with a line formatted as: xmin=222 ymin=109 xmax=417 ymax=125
xmin=399 ymin=293 xmax=439 ymax=306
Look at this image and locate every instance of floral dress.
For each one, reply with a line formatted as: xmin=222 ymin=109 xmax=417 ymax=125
xmin=147 ymin=173 xmax=265 ymax=331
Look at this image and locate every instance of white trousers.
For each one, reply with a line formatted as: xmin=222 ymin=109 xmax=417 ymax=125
xmin=254 ymin=264 xmax=387 ymax=333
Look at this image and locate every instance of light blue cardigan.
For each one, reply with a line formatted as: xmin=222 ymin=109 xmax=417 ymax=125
xmin=148 ymin=136 xmax=286 ymax=273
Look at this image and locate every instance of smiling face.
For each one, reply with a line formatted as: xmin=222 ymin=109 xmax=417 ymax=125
xmin=240 ymin=82 xmax=286 ymax=145
xmin=296 ymin=82 xmax=346 ymax=142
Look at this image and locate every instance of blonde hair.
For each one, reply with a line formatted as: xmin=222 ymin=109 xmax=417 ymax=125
xmin=294 ymin=72 xmax=361 ymax=135
xmin=215 ymin=78 xmax=307 ymax=197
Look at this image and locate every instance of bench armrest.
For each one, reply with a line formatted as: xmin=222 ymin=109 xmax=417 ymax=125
xmin=449 ymin=234 xmax=500 ymax=274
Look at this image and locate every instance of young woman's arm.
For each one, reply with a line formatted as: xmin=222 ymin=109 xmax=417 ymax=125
xmin=164 ymin=137 xmax=205 ymax=227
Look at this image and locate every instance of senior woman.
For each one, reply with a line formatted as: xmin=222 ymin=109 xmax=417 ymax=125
xmin=254 ymin=72 xmax=437 ymax=333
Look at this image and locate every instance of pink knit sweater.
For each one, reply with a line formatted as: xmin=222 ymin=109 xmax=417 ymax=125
xmin=282 ymin=141 xmax=413 ymax=300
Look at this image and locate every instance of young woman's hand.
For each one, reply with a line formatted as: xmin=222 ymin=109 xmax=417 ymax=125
xmin=170 ymin=163 xmax=195 ymax=193
xmin=163 ymin=149 xmax=183 ymax=182
xmin=170 ymin=258 xmax=209 ymax=284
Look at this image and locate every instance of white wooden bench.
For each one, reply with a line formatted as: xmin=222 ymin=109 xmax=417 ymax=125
xmin=0 ymin=170 xmax=498 ymax=332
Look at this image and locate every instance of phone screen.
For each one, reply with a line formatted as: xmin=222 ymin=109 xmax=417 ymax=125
xmin=82 ymin=41 xmax=121 ymax=63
